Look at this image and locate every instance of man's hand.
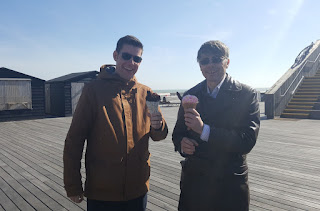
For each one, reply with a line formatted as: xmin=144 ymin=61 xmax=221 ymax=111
xmin=149 ymin=112 xmax=163 ymax=130
xmin=181 ymin=137 xmax=199 ymax=155
xmin=69 ymin=194 xmax=84 ymax=203
xmin=184 ymin=108 xmax=204 ymax=134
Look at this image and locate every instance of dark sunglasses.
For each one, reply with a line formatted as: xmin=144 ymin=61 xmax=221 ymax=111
xmin=199 ymin=57 xmax=225 ymax=66
xmin=121 ymin=52 xmax=142 ymax=63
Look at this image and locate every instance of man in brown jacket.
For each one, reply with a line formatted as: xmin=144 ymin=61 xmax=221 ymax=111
xmin=172 ymin=40 xmax=260 ymax=210
xmin=63 ymin=35 xmax=168 ymax=211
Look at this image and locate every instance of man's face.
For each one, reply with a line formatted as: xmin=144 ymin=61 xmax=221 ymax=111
xmin=113 ymin=44 xmax=143 ymax=80
xmin=198 ymin=52 xmax=229 ymax=85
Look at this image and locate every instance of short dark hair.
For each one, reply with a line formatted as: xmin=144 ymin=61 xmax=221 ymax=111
xmin=197 ymin=40 xmax=229 ymax=62
xmin=116 ymin=35 xmax=143 ymax=53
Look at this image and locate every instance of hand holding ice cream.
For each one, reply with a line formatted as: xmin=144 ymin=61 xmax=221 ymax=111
xmin=146 ymin=91 xmax=162 ymax=129
xmin=146 ymin=91 xmax=160 ymax=114
xmin=182 ymin=95 xmax=203 ymax=134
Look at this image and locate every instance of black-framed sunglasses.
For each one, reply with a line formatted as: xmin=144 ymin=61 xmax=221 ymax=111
xmin=121 ymin=52 xmax=142 ymax=63
xmin=199 ymin=57 xmax=225 ymax=66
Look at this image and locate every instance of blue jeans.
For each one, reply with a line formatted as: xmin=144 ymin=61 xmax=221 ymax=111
xmin=87 ymin=194 xmax=147 ymax=211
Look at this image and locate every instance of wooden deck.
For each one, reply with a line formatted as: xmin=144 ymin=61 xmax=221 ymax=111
xmin=0 ymin=104 xmax=320 ymax=210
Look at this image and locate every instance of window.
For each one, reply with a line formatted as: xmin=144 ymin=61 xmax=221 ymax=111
xmin=0 ymin=79 xmax=32 ymax=111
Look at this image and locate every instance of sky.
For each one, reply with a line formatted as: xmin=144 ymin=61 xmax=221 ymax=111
xmin=1 ymin=0 xmax=320 ymax=90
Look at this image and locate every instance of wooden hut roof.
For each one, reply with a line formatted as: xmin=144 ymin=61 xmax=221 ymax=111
xmin=46 ymin=71 xmax=98 ymax=83
xmin=0 ymin=67 xmax=45 ymax=82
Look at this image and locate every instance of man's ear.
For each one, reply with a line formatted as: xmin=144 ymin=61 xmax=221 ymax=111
xmin=113 ymin=51 xmax=118 ymax=61
xmin=225 ymin=58 xmax=230 ymax=68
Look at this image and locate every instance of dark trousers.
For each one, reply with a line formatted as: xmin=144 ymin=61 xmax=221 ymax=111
xmin=178 ymin=159 xmax=249 ymax=211
xmin=178 ymin=180 xmax=249 ymax=211
xmin=87 ymin=194 xmax=147 ymax=211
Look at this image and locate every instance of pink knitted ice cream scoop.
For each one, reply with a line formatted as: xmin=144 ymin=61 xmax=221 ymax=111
xmin=182 ymin=95 xmax=199 ymax=110
xmin=182 ymin=95 xmax=198 ymax=130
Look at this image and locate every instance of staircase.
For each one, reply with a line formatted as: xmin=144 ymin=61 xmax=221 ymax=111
xmin=281 ymin=69 xmax=320 ymax=119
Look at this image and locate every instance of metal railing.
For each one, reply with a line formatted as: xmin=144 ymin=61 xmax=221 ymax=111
xmin=281 ymin=51 xmax=320 ymax=97
xmin=265 ymin=42 xmax=320 ymax=119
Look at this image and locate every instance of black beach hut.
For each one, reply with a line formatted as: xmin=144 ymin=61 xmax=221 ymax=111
xmin=0 ymin=67 xmax=45 ymax=121
xmin=45 ymin=71 xmax=98 ymax=117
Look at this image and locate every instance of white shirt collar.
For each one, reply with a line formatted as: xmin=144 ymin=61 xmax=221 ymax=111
xmin=207 ymin=74 xmax=226 ymax=98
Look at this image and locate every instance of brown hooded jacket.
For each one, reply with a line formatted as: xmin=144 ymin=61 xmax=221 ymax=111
xmin=63 ymin=65 xmax=168 ymax=201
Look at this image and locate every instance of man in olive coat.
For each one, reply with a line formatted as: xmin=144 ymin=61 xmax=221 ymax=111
xmin=172 ymin=40 xmax=260 ymax=211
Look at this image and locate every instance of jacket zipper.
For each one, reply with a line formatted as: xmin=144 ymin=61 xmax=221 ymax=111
xmin=120 ymin=89 xmax=127 ymax=200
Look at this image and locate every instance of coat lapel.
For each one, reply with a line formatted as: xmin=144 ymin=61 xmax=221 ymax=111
xmin=200 ymin=75 xmax=242 ymax=123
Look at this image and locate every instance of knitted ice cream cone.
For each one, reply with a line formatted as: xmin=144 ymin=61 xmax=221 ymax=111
xmin=146 ymin=101 xmax=160 ymax=114
xmin=182 ymin=95 xmax=199 ymax=130
xmin=146 ymin=91 xmax=161 ymax=114
xmin=182 ymin=95 xmax=199 ymax=111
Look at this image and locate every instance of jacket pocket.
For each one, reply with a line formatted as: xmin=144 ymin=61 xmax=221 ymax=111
xmin=226 ymin=163 xmax=248 ymax=183
xmin=139 ymin=151 xmax=151 ymax=184
xmin=125 ymin=151 xmax=151 ymax=192
xmin=86 ymin=159 xmax=124 ymax=193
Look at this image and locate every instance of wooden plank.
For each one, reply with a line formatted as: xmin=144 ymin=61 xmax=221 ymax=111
xmin=0 ymin=189 xmax=18 ymax=211
xmin=0 ymin=167 xmax=50 ymax=211
xmin=0 ymin=149 xmax=85 ymax=210
xmin=147 ymin=194 xmax=175 ymax=211
xmin=0 ymin=174 xmax=35 ymax=211
xmin=0 ymin=156 xmax=64 ymax=210
xmin=0 ymin=105 xmax=320 ymax=210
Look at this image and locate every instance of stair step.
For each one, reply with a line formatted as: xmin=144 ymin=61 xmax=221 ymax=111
xmin=302 ymin=84 xmax=320 ymax=87
xmin=304 ymin=78 xmax=320 ymax=81
xmin=288 ymin=102 xmax=317 ymax=105
xmin=303 ymin=79 xmax=320 ymax=81
xmin=283 ymin=109 xmax=311 ymax=113
xmin=302 ymin=82 xmax=320 ymax=85
xmin=298 ymin=89 xmax=320 ymax=92
xmin=297 ymin=89 xmax=320 ymax=92
xmin=291 ymin=98 xmax=318 ymax=102
xmin=299 ymin=87 xmax=320 ymax=90
xmin=300 ymin=84 xmax=320 ymax=87
xmin=281 ymin=113 xmax=309 ymax=119
xmin=296 ymin=91 xmax=320 ymax=95
xmin=291 ymin=97 xmax=318 ymax=100
xmin=286 ymin=105 xmax=313 ymax=109
xmin=294 ymin=94 xmax=320 ymax=98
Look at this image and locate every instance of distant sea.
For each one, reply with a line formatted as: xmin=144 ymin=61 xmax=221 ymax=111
xmin=154 ymin=87 xmax=269 ymax=95
xmin=255 ymin=87 xmax=269 ymax=92
xmin=153 ymin=89 xmax=187 ymax=95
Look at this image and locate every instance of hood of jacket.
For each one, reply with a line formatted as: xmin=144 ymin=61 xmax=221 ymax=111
xmin=98 ymin=64 xmax=137 ymax=88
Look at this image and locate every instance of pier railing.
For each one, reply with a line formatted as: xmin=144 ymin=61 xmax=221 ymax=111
xmin=265 ymin=40 xmax=320 ymax=119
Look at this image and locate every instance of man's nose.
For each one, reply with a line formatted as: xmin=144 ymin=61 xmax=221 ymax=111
xmin=207 ymin=62 xmax=217 ymax=68
xmin=128 ymin=57 xmax=137 ymax=64
xmin=125 ymin=57 xmax=134 ymax=65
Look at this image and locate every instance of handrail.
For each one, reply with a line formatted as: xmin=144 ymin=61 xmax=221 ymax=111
xmin=280 ymin=51 xmax=320 ymax=97
xmin=291 ymin=76 xmax=304 ymax=95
